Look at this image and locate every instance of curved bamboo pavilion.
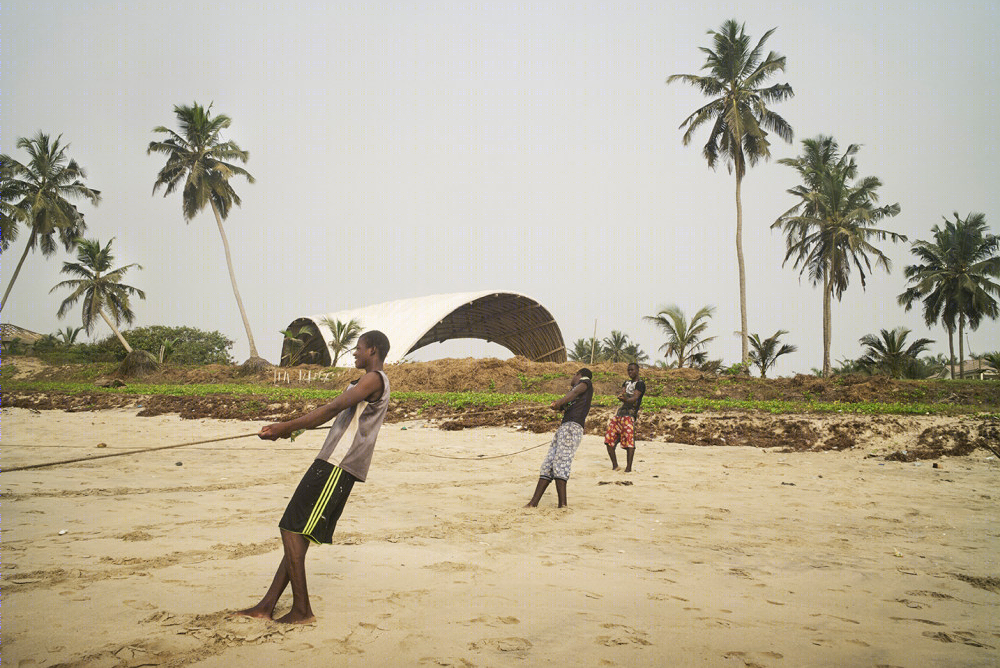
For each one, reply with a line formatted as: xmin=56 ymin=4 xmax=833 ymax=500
xmin=280 ymin=291 xmax=567 ymax=366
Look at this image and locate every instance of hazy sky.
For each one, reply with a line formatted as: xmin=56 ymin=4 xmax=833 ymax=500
xmin=3 ymin=1 xmax=998 ymax=375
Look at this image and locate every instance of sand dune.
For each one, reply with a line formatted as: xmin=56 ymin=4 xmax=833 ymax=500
xmin=3 ymin=407 xmax=998 ymax=666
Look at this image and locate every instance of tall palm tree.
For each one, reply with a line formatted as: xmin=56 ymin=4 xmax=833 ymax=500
xmin=748 ymin=329 xmax=797 ymax=378
xmin=50 ymin=238 xmax=145 ymax=354
xmin=602 ymin=330 xmax=631 ymax=363
xmin=320 ymin=317 xmax=363 ymax=367
xmin=858 ymin=327 xmax=934 ymax=379
xmin=644 ymin=304 xmax=716 ymax=368
xmin=668 ymin=19 xmax=793 ymax=366
xmin=898 ymin=213 xmax=998 ymax=379
xmin=1 ymin=132 xmax=100 ymax=312
xmin=772 ymin=136 xmax=904 ymax=376
xmin=148 ymin=102 xmax=263 ymax=365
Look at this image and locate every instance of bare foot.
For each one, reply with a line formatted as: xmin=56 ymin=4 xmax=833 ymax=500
xmin=624 ymin=468 xmax=632 ymax=473
xmin=612 ymin=465 xmax=620 ymax=471
xmin=524 ymin=502 xmax=537 ymax=508
xmin=275 ymin=610 xmax=316 ymax=624
xmin=233 ymin=606 xmax=273 ymax=620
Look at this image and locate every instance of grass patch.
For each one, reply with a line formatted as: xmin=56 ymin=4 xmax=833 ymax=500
xmin=5 ymin=378 xmax=992 ymax=416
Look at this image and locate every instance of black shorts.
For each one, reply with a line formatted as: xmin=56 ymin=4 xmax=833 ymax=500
xmin=279 ymin=460 xmax=357 ymax=545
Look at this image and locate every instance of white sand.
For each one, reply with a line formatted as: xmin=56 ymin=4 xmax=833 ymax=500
xmin=2 ymin=407 xmax=998 ymax=667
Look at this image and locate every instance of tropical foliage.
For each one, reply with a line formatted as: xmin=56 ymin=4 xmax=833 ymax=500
xmin=1 ymin=132 xmax=101 ymax=312
xmin=668 ymin=19 xmax=793 ymax=365
xmin=280 ymin=325 xmax=318 ymax=366
xmin=857 ymin=327 xmax=934 ymax=379
xmin=772 ymin=136 xmax=903 ymax=376
xmin=50 ymin=238 xmax=145 ymax=354
xmin=320 ymin=317 xmax=364 ymax=367
xmin=748 ymin=330 xmax=797 ymax=378
xmin=568 ymin=333 xmax=648 ymax=364
xmin=898 ymin=212 xmax=999 ymax=379
xmin=644 ymin=305 xmax=716 ymax=368
xmin=148 ymin=102 xmax=261 ymax=362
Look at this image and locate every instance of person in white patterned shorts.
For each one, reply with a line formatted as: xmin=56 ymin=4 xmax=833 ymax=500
xmin=525 ymin=368 xmax=594 ymax=508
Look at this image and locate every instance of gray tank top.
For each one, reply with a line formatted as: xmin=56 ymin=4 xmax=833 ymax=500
xmin=315 ymin=370 xmax=390 ymax=482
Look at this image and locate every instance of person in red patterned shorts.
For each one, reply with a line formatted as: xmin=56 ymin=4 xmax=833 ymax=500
xmin=604 ymin=362 xmax=645 ymax=472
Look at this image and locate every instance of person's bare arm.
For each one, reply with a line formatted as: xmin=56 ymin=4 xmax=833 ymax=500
xmin=550 ymin=381 xmax=588 ymax=411
xmin=259 ymin=372 xmax=384 ymax=440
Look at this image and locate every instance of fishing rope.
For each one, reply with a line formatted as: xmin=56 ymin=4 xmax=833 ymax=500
xmin=3 ymin=426 xmax=555 ymax=471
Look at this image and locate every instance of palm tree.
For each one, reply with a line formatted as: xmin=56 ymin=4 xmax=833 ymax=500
xmin=772 ymin=136 xmax=904 ymax=376
xmin=568 ymin=338 xmax=596 ymax=363
xmin=56 ymin=326 xmax=83 ymax=346
xmin=320 ymin=317 xmax=363 ymax=367
xmin=644 ymin=305 xmax=716 ymax=368
xmin=148 ymin=102 xmax=263 ymax=366
xmin=622 ymin=342 xmax=649 ymax=365
xmin=858 ymin=327 xmax=934 ymax=379
xmin=1 ymin=132 xmax=101 ymax=312
xmin=50 ymin=238 xmax=145 ymax=354
xmin=898 ymin=213 xmax=999 ymax=379
xmin=982 ymin=352 xmax=1000 ymax=375
xmin=602 ymin=330 xmax=631 ymax=362
xmin=748 ymin=329 xmax=797 ymax=378
xmin=668 ymin=19 xmax=793 ymax=366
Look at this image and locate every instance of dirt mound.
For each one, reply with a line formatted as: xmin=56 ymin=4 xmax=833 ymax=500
xmin=884 ymin=418 xmax=1000 ymax=461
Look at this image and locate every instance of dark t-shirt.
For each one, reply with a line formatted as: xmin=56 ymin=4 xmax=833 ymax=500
xmin=562 ymin=379 xmax=594 ymax=427
xmin=616 ymin=379 xmax=646 ymax=418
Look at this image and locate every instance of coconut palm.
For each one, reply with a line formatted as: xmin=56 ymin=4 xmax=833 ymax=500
xmin=602 ymin=330 xmax=631 ymax=363
xmin=668 ymin=19 xmax=793 ymax=366
xmin=982 ymin=352 xmax=1000 ymax=375
xmin=320 ymin=317 xmax=363 ymax=367
xmin=898 ymin=213 xmax=999 ymax=378
xmin=644 ymin=305 xmax=716 ymax=368
xmin=622 ymin=342 xmax=649 ymax=365
xmin=148 ymin=103 xmax=263 ymax=366
xmin=568 ymin=338 xmax=594 ymax=363
xmin=50 ymin=238 xmax=145 ymax=355
xmin=858 ymin=327 xmax=934 ymax=379
xmin=56 ymin=326 xmax=83 ymax=346
xmin=772 ymin=136 xmax=904 ymax=376
xmin=748 ymin=329 xmax=797 ymax=378
xmin=1 ymin=132 xmax=101 ymax=312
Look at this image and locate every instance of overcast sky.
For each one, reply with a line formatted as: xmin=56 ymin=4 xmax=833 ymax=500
xmin=3 ymin=1 xmax=997 ymax=375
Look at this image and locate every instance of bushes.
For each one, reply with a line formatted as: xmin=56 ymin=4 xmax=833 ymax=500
xmin=35 ymin=326 xmax=235 ymax=365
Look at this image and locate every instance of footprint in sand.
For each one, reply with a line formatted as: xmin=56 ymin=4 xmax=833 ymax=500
xmin=468 ymin=636 xmax=532 ymax=652
xmin=597 ymin=623 xmax=651 ymax=646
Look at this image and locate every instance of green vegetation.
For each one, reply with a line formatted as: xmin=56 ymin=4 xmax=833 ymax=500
xmin=5 ymin=377 xmax=990 ymax=417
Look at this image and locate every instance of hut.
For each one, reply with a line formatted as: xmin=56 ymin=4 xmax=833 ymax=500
xmin=280 ymin=291 xmax=566 ymax=366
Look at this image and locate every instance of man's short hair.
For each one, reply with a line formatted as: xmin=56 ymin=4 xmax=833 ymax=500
xmin=578 ymin=368 xmax=593 ymax=379
xmin=359 ymin=330 xmax=390 ymax=361
xmin=627 ymin=362 xmax=639 ymax=369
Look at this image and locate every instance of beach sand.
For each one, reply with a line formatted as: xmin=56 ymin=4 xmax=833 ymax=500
xmin=2 ymin=406 xmax=998 ymax=667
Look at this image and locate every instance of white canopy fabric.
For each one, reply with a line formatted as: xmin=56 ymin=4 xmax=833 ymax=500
xmin=281 ymin=290 xmax=566 ymax=366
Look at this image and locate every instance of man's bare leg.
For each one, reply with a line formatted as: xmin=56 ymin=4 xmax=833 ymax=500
xmin=554 ymin=478 xmax=568 ymax=507
xmin=235 ymin=551 xmax=294 ymax=619
xmin=525 ymin=477 xmax=551 ymax=507
xmin=274 ymin=529 xmax=316 ymax=624
xmin=606 ymin=443 xmax=620 ymax=470
xmin=625 ymin=447 xmax=635 ymax=473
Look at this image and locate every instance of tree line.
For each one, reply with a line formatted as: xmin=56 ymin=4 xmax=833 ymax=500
xmin=2 ymin=21 xmax=998 ymax=378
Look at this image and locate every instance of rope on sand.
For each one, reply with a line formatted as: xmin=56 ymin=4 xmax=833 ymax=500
xmin=4 ymin=428 xmax=555 ymax=471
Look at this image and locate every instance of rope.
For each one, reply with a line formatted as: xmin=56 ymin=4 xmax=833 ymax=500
xmin=4 ymin=427 xmax=556 ymax=471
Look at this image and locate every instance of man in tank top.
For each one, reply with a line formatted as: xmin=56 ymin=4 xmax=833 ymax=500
xmin=525 ymin=368 xmax=594 ymax=508
xmin=236 ymin=330 xmax=391 ymax=625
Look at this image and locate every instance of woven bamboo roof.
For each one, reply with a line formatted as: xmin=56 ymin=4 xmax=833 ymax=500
xmin=281 ymin=291 xmax=566 ymax=366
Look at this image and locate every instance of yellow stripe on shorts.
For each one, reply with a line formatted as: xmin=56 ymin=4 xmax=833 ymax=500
xmin=303 ymin=466 xmax=342 ymax=535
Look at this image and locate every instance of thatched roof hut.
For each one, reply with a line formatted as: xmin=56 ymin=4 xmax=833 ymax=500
xmin=281 ymin=291 xmax=566 ymax=366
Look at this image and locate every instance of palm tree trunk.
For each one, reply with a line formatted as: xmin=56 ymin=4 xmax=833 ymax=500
xmin=947 ymin=324 xmax=955 ymax=379
xmin=0 ymin=228 xmax=37 ymax=312
xmin=99 ymin=308 xmax=133 ymax=353
xmin=735 ymin=173 xmax=749 ymax=366
xmin=209 ymin=200 xmax=260 ymax=359
xmin=822 ymin=270 xmax=832 ymax=377
xmin=958 ymin=317 xmax=965 ymax=379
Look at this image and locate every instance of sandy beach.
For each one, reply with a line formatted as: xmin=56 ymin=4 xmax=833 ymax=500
xmin=2 ymin=406 xmax=998 ymax=667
